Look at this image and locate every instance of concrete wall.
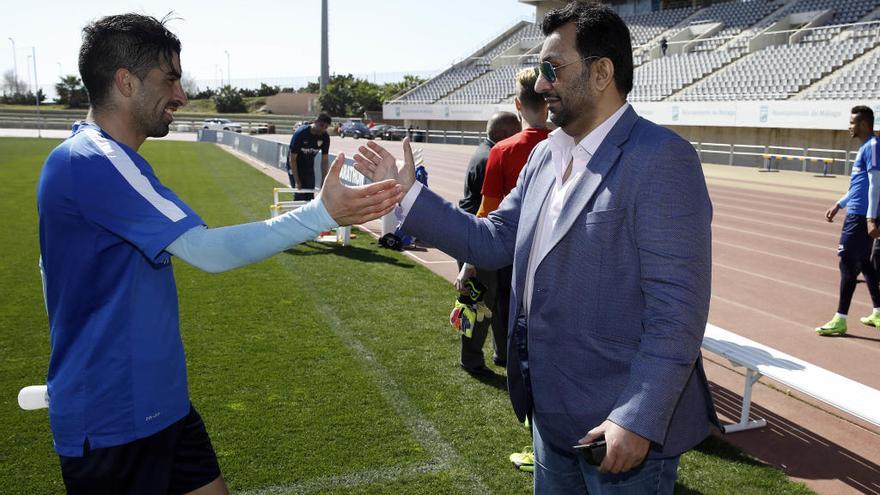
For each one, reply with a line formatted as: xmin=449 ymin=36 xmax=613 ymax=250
xmin=264 ymin=92 xmax=319 ymax=115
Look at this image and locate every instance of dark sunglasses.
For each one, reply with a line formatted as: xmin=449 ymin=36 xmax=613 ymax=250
xmin=537 ymin=56 xmax=600 ymax=83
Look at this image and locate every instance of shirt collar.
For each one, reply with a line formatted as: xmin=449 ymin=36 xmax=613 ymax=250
xmin=547 ymin=102 xmax=630 ymax=183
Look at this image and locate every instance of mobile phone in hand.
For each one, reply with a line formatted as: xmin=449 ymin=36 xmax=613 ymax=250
xmin=573 ymin=437 xmax=607 ymax=466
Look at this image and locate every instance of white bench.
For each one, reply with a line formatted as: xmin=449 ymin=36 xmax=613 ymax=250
xmin=270 ymin=187 xmax=352 ymax=245
xmin=702 ymin=323 xmax=880 ymax=433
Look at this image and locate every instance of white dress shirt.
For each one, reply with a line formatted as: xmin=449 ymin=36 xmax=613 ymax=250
xmin=523 ymin=102 xmax=630 ymax=314
xmin=399 ymin=102 xmax=630 ymax=315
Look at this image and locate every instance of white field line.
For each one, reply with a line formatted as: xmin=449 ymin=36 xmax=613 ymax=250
xmin=293 ymin=295 xmax=490 ymax=494
xmin=713 ymin=262 xmax=838 ymax=298
xmin=713 ymin=224 xmax=833 ymax=251
xmin=713 ymin=240 xmax=837 ymax=272
xmin=216 ymin=144 xmax=489 ymax=493
xmin=710 ymin=294 xmax=880 ymax=355
xmin=713 ymin=210 xmax=837 ymax=238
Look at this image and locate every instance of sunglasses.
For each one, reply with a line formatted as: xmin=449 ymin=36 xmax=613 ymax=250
xmin=537 ymin=56 xmax=600 ymax=83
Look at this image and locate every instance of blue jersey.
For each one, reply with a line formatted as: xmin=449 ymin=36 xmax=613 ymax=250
xmin=288 ymin=124 xmax=329 ymax=171
xmin=840 ymin=136 xmax=879 ymax=217
xmin=37 ymin=122 xmax=204 ymax=456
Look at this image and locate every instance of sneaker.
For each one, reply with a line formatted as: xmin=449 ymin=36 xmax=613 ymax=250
xmin=860 ymin=313 xmax=880 ymax=327
xmin=509 ymin=446 xmax=534 ymax=472
xmin=816 ymin=316 xmax=847 ymax=336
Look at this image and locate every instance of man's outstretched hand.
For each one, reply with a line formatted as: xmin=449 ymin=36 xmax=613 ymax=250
xmin=320 ymin=153 xmax=402 ymax=226
xmin=353 ymin=138 xmax=417 ymax=195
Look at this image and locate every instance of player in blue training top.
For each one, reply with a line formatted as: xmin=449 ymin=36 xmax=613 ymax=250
xmin=818 ymin=105 xmax=880 ymax=336
xmin=37 ymin=14 xmax=401 ymax=495
xmin=287 ymin=114 xmax=331 ymax=201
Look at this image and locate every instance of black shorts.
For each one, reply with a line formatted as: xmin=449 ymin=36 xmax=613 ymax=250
xmin=59 ymin=404 xmax=221 ymax=495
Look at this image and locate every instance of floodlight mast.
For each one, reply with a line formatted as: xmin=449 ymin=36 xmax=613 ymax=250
xmin=32 ymin=46 xmax=41 ymax=138
xmin=320 ymin=0 xmax=329 ymax=94
xmin=8 ymin=38 xmax=18 ymax=94
xmin=224 ymin=50 xmax=231 ymax=86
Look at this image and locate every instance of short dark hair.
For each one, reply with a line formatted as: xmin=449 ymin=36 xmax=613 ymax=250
xmin=852 ymin=105 xmax=875 ymax=129
xmin=315 ymin=113 xmax=332 ymax=125
xmin=515 ymin=68 xmax=545 ymax=111
xmin=487 ymin=111 xmax=520 ymax=143
xmin=541 ymin=2 xmax=634 ymax=96
xmin=79 ymin=13 xmax=182 ymax=108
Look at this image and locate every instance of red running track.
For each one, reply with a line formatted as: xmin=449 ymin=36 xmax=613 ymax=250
xmin=260 ymin=136 xmax=880 ymax=493
xmin=323 ymin=137 xmax=880 ymax=390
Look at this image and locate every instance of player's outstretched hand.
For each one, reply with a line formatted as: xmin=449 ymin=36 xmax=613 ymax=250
xmin=320 ymin=153 xmax=402 ymax=226
xmin=353 ymin=138 xmax=417 ymax=194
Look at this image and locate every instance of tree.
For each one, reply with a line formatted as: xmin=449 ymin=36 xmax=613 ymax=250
xmin=298 ymin=81 xmax=320 ymax=94
xmin=256 ymin=83 xmax=280 ymax=97
xmin=181 ymin=72 xmax=199 ymax=100
xmin=214 ymin=85 xmax=246 ymax=113
xmin=55 ymin=75 xmax=89 ymax=108
xmin=381 ymin=74 xmax=426 ymax=101
xmin=318 ymin=74 xmax=383 ymax=117
xmin=2 ymin=69 xmax=26 ymax=96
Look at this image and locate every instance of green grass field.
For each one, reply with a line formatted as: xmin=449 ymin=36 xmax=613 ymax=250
xmin=0 ymin=137 xmax=814 ymax=494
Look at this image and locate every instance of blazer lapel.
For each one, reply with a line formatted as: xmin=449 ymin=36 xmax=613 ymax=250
xmin=512 ymin=150 xmax=555 ymax=306
xmin=545 ymin=107 xmax=639 ymax=254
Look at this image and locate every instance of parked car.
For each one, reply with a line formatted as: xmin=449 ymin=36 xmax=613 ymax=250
xmin=370 ymin=124 xmax=393 ymax=139
xmin=382 ymin=127 xmax=409 ymax=141
xmin=339 ymin=120 xmax=373 ymax=139
xmin=201 ymin=118 xmax=243 ymax=133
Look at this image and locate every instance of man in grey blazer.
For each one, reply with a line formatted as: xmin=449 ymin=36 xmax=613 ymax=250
xmin=355 ymin=2 xmax=718 ymax=493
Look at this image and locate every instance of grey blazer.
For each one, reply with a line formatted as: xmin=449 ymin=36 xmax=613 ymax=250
xmin=403 ymin=106 xmax=719 ymax=457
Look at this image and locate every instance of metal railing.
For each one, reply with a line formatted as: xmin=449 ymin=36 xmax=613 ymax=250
xmin=692 ymin=141 xmax=856 ymax=175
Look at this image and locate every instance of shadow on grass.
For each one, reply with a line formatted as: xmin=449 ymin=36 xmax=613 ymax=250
xmin=284 ymin=242 xmax=414 ymax=268
xmin=466 ymin=369 xmax=508 ymax=391
xmin=708 ymin=382 xmax=880 ymax=493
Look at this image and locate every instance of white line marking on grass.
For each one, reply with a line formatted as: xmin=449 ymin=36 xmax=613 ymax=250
xmin=238 ymin=461 xmax=445 ymax=495
xmin=308 ymin=301 xmax=491 ymax=494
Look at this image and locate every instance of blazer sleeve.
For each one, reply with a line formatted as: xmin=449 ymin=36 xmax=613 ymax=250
xmin=606 ymin=137 xmax=713 ymax=445
xmin=401 ymin=157 xmax=531 ymax=270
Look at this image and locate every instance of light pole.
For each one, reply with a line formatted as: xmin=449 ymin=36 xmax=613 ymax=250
xmin=224 ymin=50 xmax=230 ymax=87
xmin=57 ymin=62 xmax=62 ymax=78
xmin=8 ymin=37 xmax=18 ymax=94
xmin=26 ymin=54 xmax=33 ymax=94
xmin=32 ymin=46 xmax=41 ymax=138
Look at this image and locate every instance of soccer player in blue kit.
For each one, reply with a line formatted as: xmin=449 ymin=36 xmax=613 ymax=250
xmin=37 ymin=14 xmax=401 ymax=494
xmin=817 ymin=106 xmax=880 ymax=336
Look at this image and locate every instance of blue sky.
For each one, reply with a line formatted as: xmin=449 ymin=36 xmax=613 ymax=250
xmin=1 ymin=0 xmax=536 ymax=95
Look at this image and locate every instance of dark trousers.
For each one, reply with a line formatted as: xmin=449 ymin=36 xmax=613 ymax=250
xmin=288 ymin=161 xmax=316 ymax=201
xmin=495 ymin=265 xmax=513 ymax=356
xmin=456 ymin=262 xmax=508 ymax=368
xmin=838 ymin=256 xmax=880 ymax=314
xmin=837 ymin=215 xmax=880 ymax=314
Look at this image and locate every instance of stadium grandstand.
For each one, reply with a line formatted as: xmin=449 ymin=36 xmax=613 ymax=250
xmin=383 ymin=0 xmax=880 ymax=156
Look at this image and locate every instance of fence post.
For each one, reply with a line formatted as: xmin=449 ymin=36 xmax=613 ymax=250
xmin=443 ymin=129 xmax=447 ymax=144
xmin=802 ymin=147 xmax=808 ymax=172
xmin=728 ymin=144 xmax=734 ymax=166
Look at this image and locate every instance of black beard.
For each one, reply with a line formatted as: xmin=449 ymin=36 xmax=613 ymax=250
xmin=549 ymin=107 xmax=572 ymax=128
xmin=146 ymin=120 xmax=171 ymax=138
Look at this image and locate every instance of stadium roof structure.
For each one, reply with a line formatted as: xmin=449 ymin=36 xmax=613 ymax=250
xmin=386 ymin=0 xmax=880 ymax=129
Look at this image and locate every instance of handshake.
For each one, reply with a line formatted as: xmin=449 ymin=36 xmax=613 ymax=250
xmin=449 ymin=278 xmax=493 ymax=338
